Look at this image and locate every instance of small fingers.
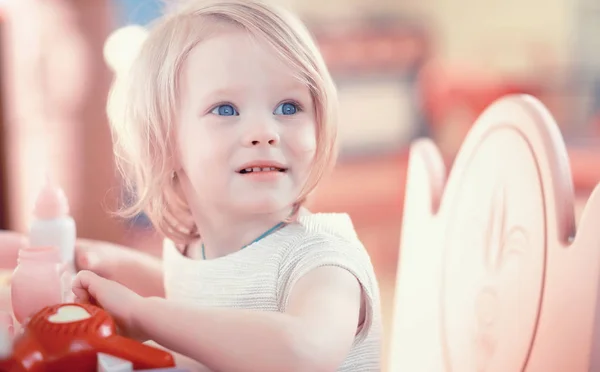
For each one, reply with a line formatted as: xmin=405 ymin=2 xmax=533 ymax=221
xmin=74 ymin=250 xmax=101 ymax=272
xmin=74 ymin=239 xmax=122 ymax=275
xmin=72 ymin=270 xmax=102 ymax=305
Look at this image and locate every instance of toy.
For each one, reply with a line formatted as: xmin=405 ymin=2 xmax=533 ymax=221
xmin=0 ymin=177 xmax=184 ymax=371
xmin=0 ymin=303 xmax=177 ymax=371
xmin=96 ymin=353 xmax=189 ymax=372
xmin=0 ymin=232 xmax=27 ymax=274
xmin=0 ymin=178 xmax=76 ymax=315
xmin=29 ymin=177 xmax=76 ymax=271
xmin=10 ymin=246 xmax=70 ymax=324
xmin=0 ymin=312 xmax=12 ymax=340
xmin=0 ymin=232 xmax=26 ymax=313
xmin=389 ymin=94 xmax=600 ymax=371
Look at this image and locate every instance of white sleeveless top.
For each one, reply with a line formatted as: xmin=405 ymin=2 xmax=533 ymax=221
xmin=162 ymin=213 xmax=382 ymax=371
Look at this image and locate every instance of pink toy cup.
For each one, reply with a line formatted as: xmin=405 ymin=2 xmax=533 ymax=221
xmin=0 ymin=311 xmax=13 ymax=339
xmin=0 ymin=231 xmax=28 ymax=270
xmin=10 ymin=246 xmax=70 ymax=324
xmin=0 ymin=232 xmax=28 ymax=313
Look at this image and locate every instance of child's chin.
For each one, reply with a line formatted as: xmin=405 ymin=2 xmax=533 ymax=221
xmin=237 ymin=196 xmax=293 ymax=214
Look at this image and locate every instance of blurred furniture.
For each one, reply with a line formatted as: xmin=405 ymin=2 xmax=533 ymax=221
xmin=389 ymin=95 xmax=600 ymax=371
xmin=418 ymin=60 xmax=543 ymax=158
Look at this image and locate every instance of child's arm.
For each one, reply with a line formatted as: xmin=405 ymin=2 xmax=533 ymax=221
xmin=144 ymin=341 xmax=213 ymax=371
xmin=76 ymin=239 xmax=165 ymax=298
xmin=134 ymin=266 xmax=362 ymax=372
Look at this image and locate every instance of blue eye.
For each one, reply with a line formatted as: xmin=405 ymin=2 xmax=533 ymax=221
xmin=274 ymin=102 xmax=299 ymax=116
xmin=211 ymin=104 xmax=239 ymax=116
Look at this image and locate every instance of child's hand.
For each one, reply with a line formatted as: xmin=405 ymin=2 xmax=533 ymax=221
xmin=75 ymin=239 xmax=165 ymax=298
xmin=75 ymin=239 xmax=136 ymax=278
xmin=72 ymin=270 xmax=144 ymax=340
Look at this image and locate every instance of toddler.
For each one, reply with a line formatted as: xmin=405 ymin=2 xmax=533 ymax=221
xmin=73 ymin=0 xmax=382 ymax=371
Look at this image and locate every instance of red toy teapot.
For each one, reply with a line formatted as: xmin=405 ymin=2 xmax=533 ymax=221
xmin=0 ymin=303 xmax=175 ymax=371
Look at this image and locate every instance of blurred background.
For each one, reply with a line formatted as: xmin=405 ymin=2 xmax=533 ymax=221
xmin=1 ymin=0 xmax=600 ymax=369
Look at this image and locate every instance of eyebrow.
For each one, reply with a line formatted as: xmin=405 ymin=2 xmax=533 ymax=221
xmin=203 ymin=82 xmax=309 ymax=97
xmin=275 ymin=80 xmax=311 ymax=94
xmin=200 ymin=87 xmax=244 ymax=101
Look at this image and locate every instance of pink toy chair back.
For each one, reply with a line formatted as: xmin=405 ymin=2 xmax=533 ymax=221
xmin=389 ymin=95 xmax=600 ymax=371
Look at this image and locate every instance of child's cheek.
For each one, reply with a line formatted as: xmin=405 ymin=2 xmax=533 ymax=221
xmin=294 ymin=138 xmax=317 ymax=161
xmin=290 ymin=127 xmax=318 ymax=156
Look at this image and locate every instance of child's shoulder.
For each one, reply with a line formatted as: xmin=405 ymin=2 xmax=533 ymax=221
xmin=276 ymin=213 xmax=382 ymax=337
xmin=278 ymin=212 xmax=373 ymax=268
xmin=293 ymin=212 xmax=360 ymax=243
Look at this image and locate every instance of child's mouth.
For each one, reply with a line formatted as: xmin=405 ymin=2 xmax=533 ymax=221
xmin=238 ymin=167 xmax=287 ymax=174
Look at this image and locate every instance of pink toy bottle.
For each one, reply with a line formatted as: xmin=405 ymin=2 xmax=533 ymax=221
xmin=30 ymin=177 xmax=77 ymax=270
xmin=10 ymin=246 xmax=70 ymax=324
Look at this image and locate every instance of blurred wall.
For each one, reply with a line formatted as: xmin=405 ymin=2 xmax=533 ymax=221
xmin=1 ymin=0 xmax=125 ymax=241
xmin=423 ymin=0 xmax=574 ymax=74
xmin=286 ymin=0 xmax=573 ymax=76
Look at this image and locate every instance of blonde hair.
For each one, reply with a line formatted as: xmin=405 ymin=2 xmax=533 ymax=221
xmin=107 ymin=0 xmax=339 ymax=244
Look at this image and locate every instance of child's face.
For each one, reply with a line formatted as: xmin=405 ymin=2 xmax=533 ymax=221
xmin=176 ymin=29 xmax=317 ymax=216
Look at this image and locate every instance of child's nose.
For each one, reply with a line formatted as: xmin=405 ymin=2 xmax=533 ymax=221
xmin=242 ymin=123 xmax=281 ymax=147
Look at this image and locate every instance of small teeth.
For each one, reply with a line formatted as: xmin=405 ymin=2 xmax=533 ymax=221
xmin=242 ymin=167 xmax=281 ymax=173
